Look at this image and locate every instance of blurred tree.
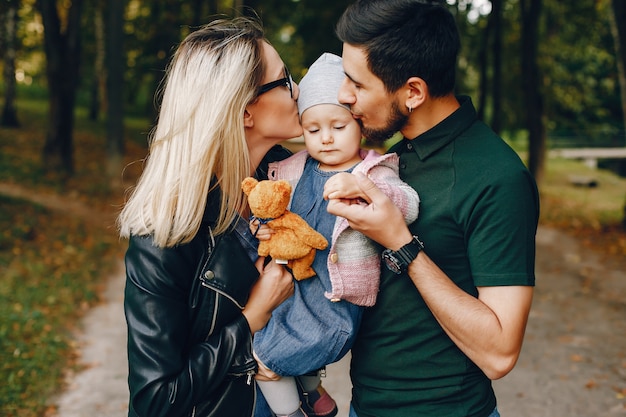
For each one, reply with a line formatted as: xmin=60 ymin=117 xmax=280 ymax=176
xmin=125 ymin=0 xmax=184 ymax=121
xmin=476 ymin=8 xmax=490 ymax=123
xmin=540 ymin=1 xmax=621 ymax=145
xmin=106 ymin=0 xmax=126 ymax=180
xmin=456 ymin=0 xmax=621 ymax=150
xmin=521 ymin=0 xmax=546 ymax=182
xmin=4 ymin=0 xmax=623 ymax=181
xmin=36 ymin=0 xmax=84 ymax=176
xmin=461 ymin=2 xmax=526 ymax=135
xmin=607 ymin=0 xmax=626 ymax=227
xmin=88 ymin=3 xmax=105 ymax=121
xmin=489 ymin=0 xmax=503 ymax=134
xmin=248 ymin=0 xmax=352 ymax=77
xmin=609 ymin=0 xmax=626 ymax=144
xmin=190 ymin=0 xmax=219 ymax=27
xmin=1 ymin=0 xmax=20 ymax=127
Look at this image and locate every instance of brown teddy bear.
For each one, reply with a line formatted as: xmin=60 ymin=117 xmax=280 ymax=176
xmin=242 ymin=177 xmax=328 ymax=280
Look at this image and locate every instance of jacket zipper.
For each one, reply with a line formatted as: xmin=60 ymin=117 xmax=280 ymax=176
xmin=190 ymin=369 xmax=256 ymax=416
xmin=199 ymin=277 xmax=246 ymax=310
xmin=190 ymin=227 xmax=254 ymax=416
xmin=251 ymin=378 xmax=257 ymax=417
xmin=200 ymin=227 xmax=248 ymax=310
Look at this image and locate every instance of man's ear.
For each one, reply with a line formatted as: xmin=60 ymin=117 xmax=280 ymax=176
xmin=405 ymin=76 xmax=428 ymax=110
xmin=244 ymin=108 xmax=254 ymax=128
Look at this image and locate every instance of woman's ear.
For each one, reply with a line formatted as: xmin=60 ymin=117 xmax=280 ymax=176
xmin=243 ymin=108 xmax=254 ymax=128
xmin=405 ymin=77 xmax=428 ymax=111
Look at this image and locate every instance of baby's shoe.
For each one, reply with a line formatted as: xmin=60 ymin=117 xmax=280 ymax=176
xmin=299 ymin=383 xmax=338 ymax=417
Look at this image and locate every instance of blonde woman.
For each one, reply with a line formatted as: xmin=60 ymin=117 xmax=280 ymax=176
xmin=118 ymin=16 xmax=301 ymax=417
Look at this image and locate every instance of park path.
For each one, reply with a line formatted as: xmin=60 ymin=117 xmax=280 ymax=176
xmin=3 ymin=182 xmax=625 ymax=416
xmin=48 ymin=226 xmax=626 ymax=417
xmin=52 ymin=260 xmax=129 ymax=416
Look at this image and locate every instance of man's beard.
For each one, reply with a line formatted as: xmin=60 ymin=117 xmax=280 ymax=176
xmin=357 ymin=101 xmax=408 ymax=145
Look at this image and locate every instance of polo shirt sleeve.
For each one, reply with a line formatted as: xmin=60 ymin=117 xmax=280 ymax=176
xmin=465 ymin=166 xmax=539 ymax=287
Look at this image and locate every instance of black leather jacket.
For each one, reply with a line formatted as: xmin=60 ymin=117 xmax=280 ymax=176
xmin=124 ymin=146 xmax=291 ymax=417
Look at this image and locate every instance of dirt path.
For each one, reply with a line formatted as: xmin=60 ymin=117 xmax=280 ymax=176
xmin=43 ymin=225 xmax=625 ymax=417
xmin=52 ymin=261 xmax=129 ymax=416
xmin=493 ymin=227 xmax=626 ymax=416
xmin=4 ymin=182 xmax=625 ymax=416
xmin=0 ymin=183 xmax=111 ymax=225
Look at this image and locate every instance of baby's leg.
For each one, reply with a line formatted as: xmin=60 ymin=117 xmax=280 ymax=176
xmin=298 ymin=373 xmax=321 ymax=392
xmin=257 ymin=377 xmax=304 ymax=416
xmin=297 ymin=372 xmax=338 ymax=417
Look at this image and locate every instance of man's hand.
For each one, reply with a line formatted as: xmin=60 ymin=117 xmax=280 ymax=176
xmin=326 ymin=173 xmax=412 ymax=250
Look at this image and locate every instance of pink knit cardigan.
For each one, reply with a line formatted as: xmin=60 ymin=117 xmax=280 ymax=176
xmin=267 ymin=149 xmax=419 ymax=306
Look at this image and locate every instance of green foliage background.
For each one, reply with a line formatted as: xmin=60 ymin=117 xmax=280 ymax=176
xmin=3 ymin=0 xmax=625 ymax=144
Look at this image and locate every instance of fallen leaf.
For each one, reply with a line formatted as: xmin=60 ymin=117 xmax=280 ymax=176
xmin=570 ymin=354 xmax=584 ymax=362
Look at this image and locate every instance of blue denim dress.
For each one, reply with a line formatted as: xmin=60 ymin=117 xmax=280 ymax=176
xmin=253 ymin=157 xmax=363 ymax=376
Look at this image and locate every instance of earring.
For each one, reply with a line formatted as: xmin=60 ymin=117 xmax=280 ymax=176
xmin=407 ymin=105 xmax=413 ymax=113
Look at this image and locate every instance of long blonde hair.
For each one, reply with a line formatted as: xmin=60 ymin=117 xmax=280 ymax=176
xmin=118 ymin=17 xmax=266 ymax=247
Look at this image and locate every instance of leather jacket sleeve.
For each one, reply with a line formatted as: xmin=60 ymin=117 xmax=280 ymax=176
xmin=124 ymin=233 xmax=256 ymax=417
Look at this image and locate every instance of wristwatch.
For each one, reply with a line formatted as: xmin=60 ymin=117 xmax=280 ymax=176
xmin=382 ymin=236 xmax=424 ymax=274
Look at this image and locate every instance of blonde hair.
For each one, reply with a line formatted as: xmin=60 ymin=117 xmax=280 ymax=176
xmin=118 ymin=17 xmax=266 ymax=247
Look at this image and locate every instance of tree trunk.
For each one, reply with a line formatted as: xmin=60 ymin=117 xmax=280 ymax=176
xmin=89 ymin=3 xmax=106 ymax=121
xmin=520 ymin=0 xmax=546 ymax=183
xmin=105 ymin=0 xmax=126 ymax=181
xmin=490 ymin=0 xmax=503 ymax=135
xmin=608 ymin=0 xmax=626 ymax=229
xmin=476 ymin=18 xmax=491 ymax=122
xmin=37 ymin=0 xmax=84 ymax=176
xmin=190 ymin=0 xmax=219 ymax=27
xmin=1 ymin=0 xmax=20 ymax=127
xmin=146 ymin=1 xmax=182 ymax=121
xmin=609 ymin=0 xmax=626 ymax=145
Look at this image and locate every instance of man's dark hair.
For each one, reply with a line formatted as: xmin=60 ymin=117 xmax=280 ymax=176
xmin=336 ymin=0 xmax=460 ymax=97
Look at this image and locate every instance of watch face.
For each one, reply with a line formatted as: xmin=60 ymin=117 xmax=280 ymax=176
xmin=382 ymin=250 xmax=403 ymax=274
xmin=382 ymin=237 xmax=423 ymax=275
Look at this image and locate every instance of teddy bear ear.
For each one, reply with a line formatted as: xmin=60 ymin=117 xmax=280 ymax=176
xmin=241 ymin=177 xmax=258 ymax=195
xmin=276 ymin=180 xmax=292 ymax=195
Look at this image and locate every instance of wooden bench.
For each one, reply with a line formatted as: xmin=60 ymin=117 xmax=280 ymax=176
xmin=549 ymin=147 xmax=626 ymax=169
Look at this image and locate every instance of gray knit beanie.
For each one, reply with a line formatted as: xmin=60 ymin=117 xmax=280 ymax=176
xmin=297 ymin=52 xmax=350 ymax=116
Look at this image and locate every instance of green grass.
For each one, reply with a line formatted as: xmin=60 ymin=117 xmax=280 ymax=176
xmin=538 ymin=157 xmax=626 ymax=259
xmin=0 ymin=196 xmax=121 ymax=416
xmin=541 ymin=158 xmax=626 ymax=228
xmin=0 ymin=100 xmax=143 ymax=417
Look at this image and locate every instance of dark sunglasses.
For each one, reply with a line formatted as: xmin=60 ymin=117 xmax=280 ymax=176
xmin=257 ymin=66 xmax=293 ymax=98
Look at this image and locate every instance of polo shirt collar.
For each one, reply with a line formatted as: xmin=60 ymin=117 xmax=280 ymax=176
xmin=398 ymin=95 xmax=477 ymax=160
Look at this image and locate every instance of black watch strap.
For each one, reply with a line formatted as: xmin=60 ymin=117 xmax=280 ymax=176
xmin=396 ymin=236 xmax=424 ymax=265
xmin=382 ymin=236 xmax=424 ymax=274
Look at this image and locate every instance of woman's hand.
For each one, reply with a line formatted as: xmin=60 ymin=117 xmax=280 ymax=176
xmin=249 ymin=219 xmax=274 ymax=241
xmin=242 ymin=257 xmax=294 ymax=334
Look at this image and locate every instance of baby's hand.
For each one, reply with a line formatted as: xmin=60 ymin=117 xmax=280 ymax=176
xmin=323 ymin=172 xmax=367 ymax=202
xmin=249 ymin=218 xmax=274 ymax=241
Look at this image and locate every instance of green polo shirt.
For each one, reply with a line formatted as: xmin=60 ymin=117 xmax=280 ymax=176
xmin=350 ymin=96 xmax=539 ymax=417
